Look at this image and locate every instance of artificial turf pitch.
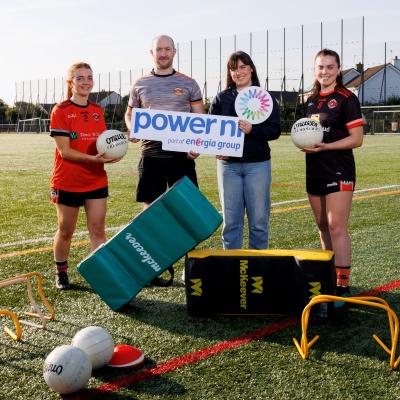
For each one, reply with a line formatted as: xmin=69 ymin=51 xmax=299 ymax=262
xmin=0 ymin=133 xmax=399 ymax=399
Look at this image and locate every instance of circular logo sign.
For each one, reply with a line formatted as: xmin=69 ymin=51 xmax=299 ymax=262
xmin=234 ymin=86 xmax=273 ymax=124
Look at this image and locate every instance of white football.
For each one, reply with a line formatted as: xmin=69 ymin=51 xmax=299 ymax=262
xmin=96 ymin=130 xmax=128 ymax=159
xmin=291 ymin=118 xmax=324 ymax=149
xmin=72 ymin=326 xmax=115 ymax=370
xmin=43 ymin=345 xmax=92 ymax=394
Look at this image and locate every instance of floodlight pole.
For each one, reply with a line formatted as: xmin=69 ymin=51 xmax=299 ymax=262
xmin=341 ymin=19 xmax=344 ymax=65
xmin=361 ymin=16 xmax=365 ymax=106
xmin=384 ymin=42 xmax=387 ymax=104
xmin=219 ymin=36 xmax=222 ymax=92
xmin=283 ymin=27 xmax=286 ymax=93
xmin=265 ymin=30 xmax=269 ymax=90
xmin=60 ymin=77 xmax=64 ymax=102
xmin=98 ymin=74 xmax=101 ymax=103
xmin=177 ymin=42 xmax=180 ymax=71
xmin=204 ymin=38 xmax=207 ymax=100
xmin=320 ymin=22 xmax=323 ymax=49
xmin=190 ymin=41 xmax=193 ymax=78
xmin=301 ymin=24 xmax=304 ymax=108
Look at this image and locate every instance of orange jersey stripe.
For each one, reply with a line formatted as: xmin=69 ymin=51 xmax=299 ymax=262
xmin=346 ymin=118 xmax=364 ymax=129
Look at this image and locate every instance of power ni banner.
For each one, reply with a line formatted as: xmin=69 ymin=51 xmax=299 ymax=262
xmin=130 ymin=108 xmax=244 ymax=157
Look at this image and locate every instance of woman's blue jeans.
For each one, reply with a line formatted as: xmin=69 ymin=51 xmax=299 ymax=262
xmin=217 ymin=159 xmax=271 ymax=249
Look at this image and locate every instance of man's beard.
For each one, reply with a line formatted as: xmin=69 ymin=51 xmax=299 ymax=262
xmin=156 ymin=58 xmax=173 ymax=70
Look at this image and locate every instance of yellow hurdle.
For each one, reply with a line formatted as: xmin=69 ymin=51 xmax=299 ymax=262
xmin=293 ymin=295 xmax=400 ymax=370
xmin=0 ymin=272 xmax=55 ymax=341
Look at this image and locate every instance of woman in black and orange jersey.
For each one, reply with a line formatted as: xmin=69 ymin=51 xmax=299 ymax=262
xmin=304 ymin=49 xmax=364 ymax=306
xmin=50 ymin=62 xmax=118 ymax=290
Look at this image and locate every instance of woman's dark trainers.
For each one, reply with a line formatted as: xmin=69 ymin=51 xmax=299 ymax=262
xmin=55 ymin=271 xmax=70 ymax=290
xmin=335 ymin=286 xmax=350 ymax=308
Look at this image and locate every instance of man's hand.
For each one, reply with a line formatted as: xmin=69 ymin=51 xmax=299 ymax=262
xmin=187 ymin=151 xmax=199 ymax=160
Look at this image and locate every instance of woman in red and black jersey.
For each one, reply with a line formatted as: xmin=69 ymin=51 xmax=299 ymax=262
xmin=50 ymin=62 xmax=118 ymax=290
xmin=304 ymin=49 xmax=364 ymax=305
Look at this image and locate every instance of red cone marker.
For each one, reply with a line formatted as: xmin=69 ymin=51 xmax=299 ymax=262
xmin=108 ymin=344 xmax=144 ymax=368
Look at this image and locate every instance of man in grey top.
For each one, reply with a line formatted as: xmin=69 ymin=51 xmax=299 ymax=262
xmin=125 ymin=34 xmax=205 ymax=209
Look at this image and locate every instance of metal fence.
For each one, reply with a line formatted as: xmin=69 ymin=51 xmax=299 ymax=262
xmin=7 ymin=16 xmax=400 ymax=132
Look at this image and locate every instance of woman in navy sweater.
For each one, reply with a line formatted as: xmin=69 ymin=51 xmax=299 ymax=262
xmin=210 ymin=51 xmax=281 ymax=249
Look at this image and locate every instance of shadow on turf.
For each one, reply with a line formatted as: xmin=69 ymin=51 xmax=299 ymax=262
xmin=82 ymin=358 xmax=187 ymax=399
xmin=120 ymin=284 xmax=400 ymax=366
xmin=287 ymin=285 xmax=400 ymax=366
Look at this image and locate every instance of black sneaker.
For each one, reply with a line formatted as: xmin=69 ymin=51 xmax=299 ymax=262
xmin=335 ymin=286 xmax=350 ymax=309
xmin=149 ymin=266 xmax=174 ymax=287
xmin=55 ymin=271 xmax=70 ymax=290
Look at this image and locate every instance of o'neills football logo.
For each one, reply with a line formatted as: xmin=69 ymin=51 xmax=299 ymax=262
xmin=174 ymin=88 xmax=183 ymax=96
xmin=328 ymin=99 xmax=338 ymax=109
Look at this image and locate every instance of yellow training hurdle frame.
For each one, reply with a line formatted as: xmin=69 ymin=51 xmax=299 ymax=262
xmin=293 ymin=295 xmax=400 ymax=370
xmin=0 ymin=272 xmax=55 ymax=341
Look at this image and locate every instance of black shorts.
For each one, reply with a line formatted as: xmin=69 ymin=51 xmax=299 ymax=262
xmin=306 ymin=177 xmax=355 ymax=196
xmin=136 ymin=156 xmax=198 ymax=203
xmin=50 ymin=186 xmax=109 ymax=207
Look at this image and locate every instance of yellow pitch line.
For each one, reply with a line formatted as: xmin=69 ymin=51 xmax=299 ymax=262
xmin=0 ymin=240 xmax=89 ymax=260
xmin=353 ymin=190 xmax=400 ymax=201
xmin=0 ymin=190 xmax=398 ymax=260
xmin=272 ymin=204 xmax=310 ymax=214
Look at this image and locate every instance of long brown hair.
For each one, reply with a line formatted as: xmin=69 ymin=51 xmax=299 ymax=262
xmin=226 ymin=51 xmax=260 ymax=90
xmin=309 ymin=49 xmax=344 ymax=100
xmin=65 ymin=62 xmax=92 ymax=99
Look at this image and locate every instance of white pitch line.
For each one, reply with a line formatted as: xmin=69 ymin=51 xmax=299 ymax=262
xmin=1 ymin=184 xmax=399 ymax=249
xmin=271 ymin=184 xmax=400 ymax=206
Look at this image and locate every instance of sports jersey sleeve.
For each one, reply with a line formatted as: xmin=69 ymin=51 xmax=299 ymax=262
xmin=190 ymin=80 xmax=203 ymax=104
xmin=344 ymin=94 xmax=364 ymax=130
xmin=50 ymin=104 xmax=69 ymax=137
xmin=128 ymin=81 xmax=141 ymax=108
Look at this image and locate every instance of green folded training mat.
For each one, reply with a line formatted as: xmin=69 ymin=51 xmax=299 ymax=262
xmin=78 ymin=177 xmax=222 ymax=311
xmin=185 ymin=249 xmax=335 ymax=317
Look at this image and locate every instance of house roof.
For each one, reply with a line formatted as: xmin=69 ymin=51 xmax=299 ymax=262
xmin=342 ymin=68 xmax=354 ymax=76
xmin=88 ymin=91 xmax=118 ymax=102
xmin=345 ymin=64 xmax=387 ymax=88
xmin=39 ymin=103 xmax=56 ymax=115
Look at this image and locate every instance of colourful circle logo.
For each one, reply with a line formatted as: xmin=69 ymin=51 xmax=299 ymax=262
xmin=234 ymin=86 xmax=273 ymax=124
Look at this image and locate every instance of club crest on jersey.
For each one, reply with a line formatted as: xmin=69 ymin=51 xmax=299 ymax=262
xmin=70 ymin=131 xmax=78 ymax=140
xmin=328 ymin=99 xmax=338 ymax=109
xmin=50 ymin=188 xmax=59 ymax=203
xmin=174 ymin=88 xmax=183 ymax=96
xmin=92 ymin=112 xmax=100 ymax=122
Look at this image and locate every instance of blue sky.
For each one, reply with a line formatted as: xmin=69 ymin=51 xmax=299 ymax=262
xmin=1 ymin=0 xmax=399 ymax=105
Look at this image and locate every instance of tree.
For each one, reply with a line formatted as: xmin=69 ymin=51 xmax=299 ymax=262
xmin=0 ymin=99 xmax=9 ymax=124
xmin=386 ymin=96 xmax=400 ymax=106
xmin=103 ymin=95 xmax=129 ymax=131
